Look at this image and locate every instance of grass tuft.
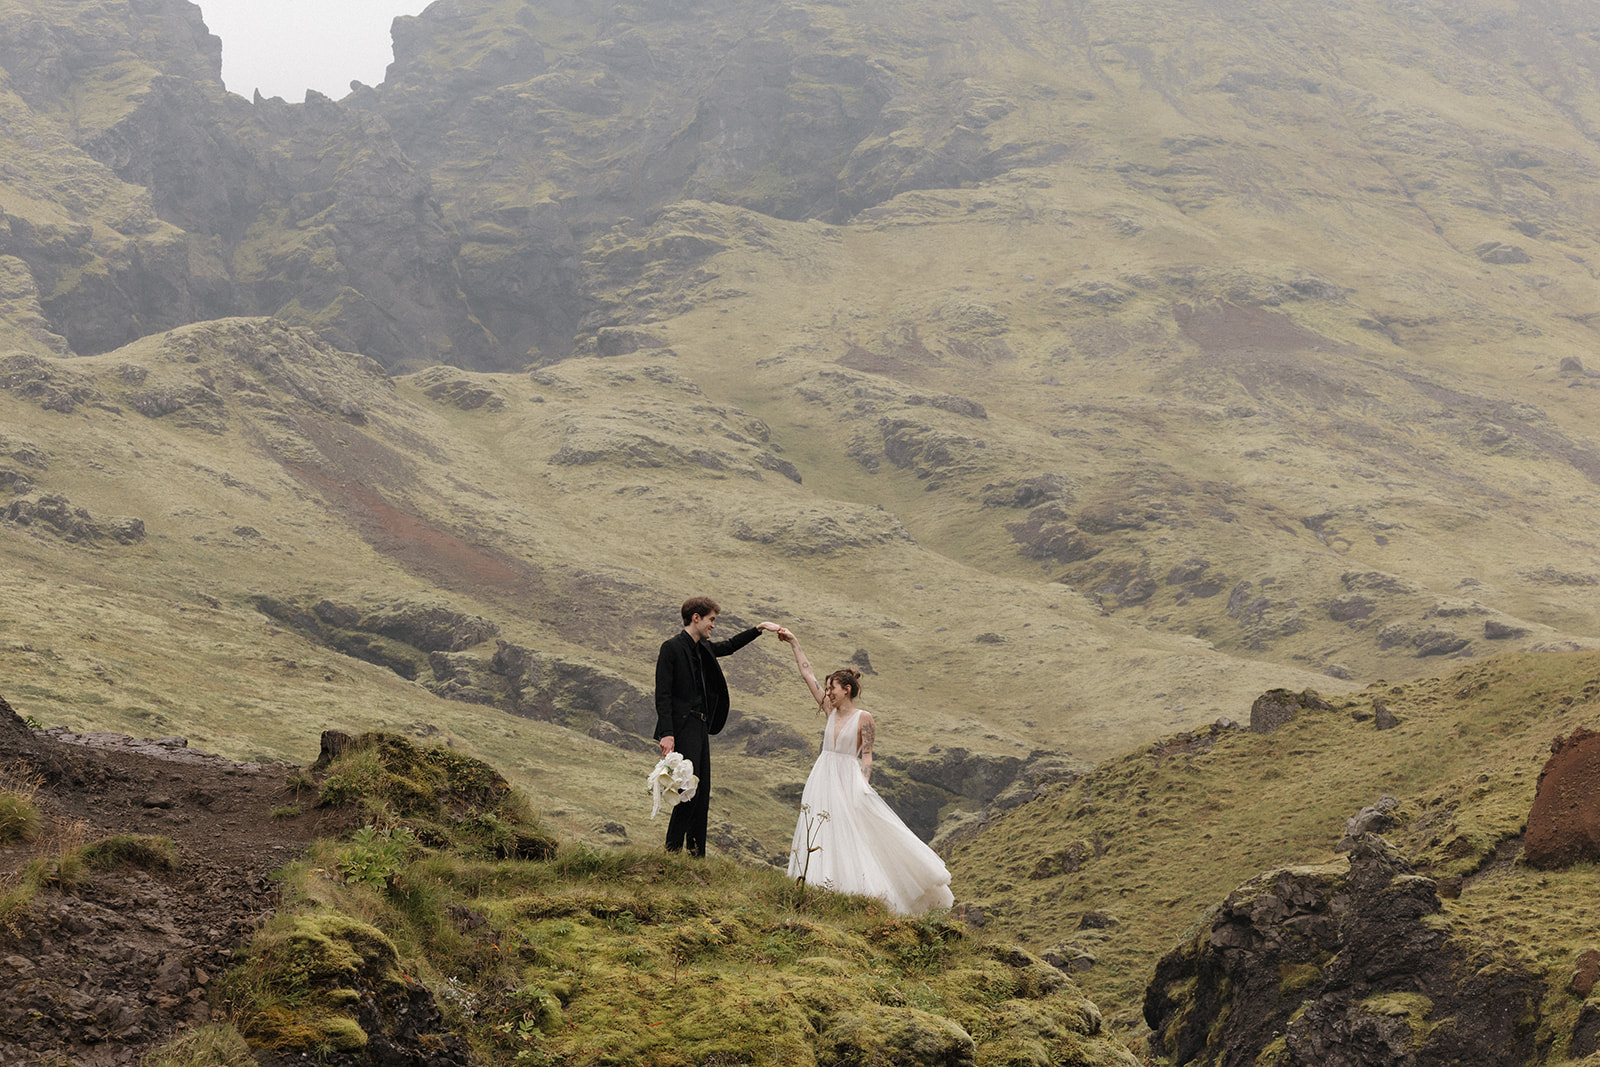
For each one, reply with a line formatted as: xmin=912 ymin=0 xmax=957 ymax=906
xmin=80 ymin=834 xmax=179 ymax=871
xmin=0 ymin=774 xmax=42 ymax=846
xmin=139 ymin=1023 xmax=257 ymax=1067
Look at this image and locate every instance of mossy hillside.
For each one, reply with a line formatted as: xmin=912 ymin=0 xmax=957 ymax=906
xmin=217 ymin=731 xmax=1138 ymax=1064
xmin=230 ymin=839 xmax=1138 ymax=1067
xmin=0 ymin=316 xmax=1344 ymax=863
xmin=945 ymin=649 xmax=1600 ymax=1034
xmin=642 ymin=189 xmax=1600 ymax=688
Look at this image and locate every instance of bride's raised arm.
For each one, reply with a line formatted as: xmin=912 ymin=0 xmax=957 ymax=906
xmin=778 ymin=628 xmax=826 ymax=709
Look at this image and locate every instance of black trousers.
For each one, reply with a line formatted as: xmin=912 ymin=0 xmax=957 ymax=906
xmin=665 ymin=716 xmax=711 ymax=856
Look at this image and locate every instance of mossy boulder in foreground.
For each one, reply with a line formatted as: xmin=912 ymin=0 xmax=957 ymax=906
xmin=224 ymin=913 xmax=469 ymax=1066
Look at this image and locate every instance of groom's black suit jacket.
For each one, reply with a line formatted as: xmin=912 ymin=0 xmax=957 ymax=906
xmin=653 ymin=626 xmax=760 ymax=739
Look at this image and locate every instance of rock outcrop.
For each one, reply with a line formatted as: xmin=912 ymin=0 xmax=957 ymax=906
xmin=1144 ymin=836 xmax=1541 ymax=1067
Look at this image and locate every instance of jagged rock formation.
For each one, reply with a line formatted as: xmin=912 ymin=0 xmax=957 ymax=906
xmin=0 ymin=0 xmax=1092 ymax=369
xmin=1144 ymin=836 xmax=1542 ymax=1067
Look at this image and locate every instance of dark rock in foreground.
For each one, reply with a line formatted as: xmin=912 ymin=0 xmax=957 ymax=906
xmin=1144 ymin=835 xmax=1540 ymax=1067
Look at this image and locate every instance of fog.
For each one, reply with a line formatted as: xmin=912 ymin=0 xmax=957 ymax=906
xmin=197 ymin=0 xmax=431 ymax=101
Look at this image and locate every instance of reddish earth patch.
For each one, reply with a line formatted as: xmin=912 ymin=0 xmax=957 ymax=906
xmin=839 ymin=342 xmax=934 ymax=383
xmin=1173 ymin=302 xmax=1337 ymax=356
xmin=290 ymin=462 xmax=535 ymax=595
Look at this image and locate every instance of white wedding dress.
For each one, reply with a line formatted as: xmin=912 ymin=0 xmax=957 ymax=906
xmin=786 ymin=707 xmax=955 ymax=916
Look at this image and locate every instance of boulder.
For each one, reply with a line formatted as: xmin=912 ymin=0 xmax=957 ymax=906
xmin=1336 ymin=796 xmax=1400 ymax=851
xmin=1249 ymin=688 xmax=1332 ymax=733
xmin=1484 ymin=620 xmax=1529 ymax=640
xmin=1525 ymin=727 xmax=1600 ymax=869
xmin=1373 ymin=701 xmax=1400 ymax=731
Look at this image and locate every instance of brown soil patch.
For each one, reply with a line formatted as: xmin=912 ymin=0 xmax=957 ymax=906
xmin=287 ymin=462 xmax=540 ymax=600
xmin=1 ymin=698 xmax=334 ymax=1065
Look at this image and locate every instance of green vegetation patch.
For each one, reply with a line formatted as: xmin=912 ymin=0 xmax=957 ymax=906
xmin=80 ymin=833 xmax=178 ymax=871
xmin=220 ymin=913 xmax=401 ymax=1052
xmin=138 ymin=1023 xmax=258 ymax=1067
xmin=315 ymin=732 xmax=558 ymax=862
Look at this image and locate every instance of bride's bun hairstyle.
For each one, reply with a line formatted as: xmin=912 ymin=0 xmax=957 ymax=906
xmin=825 ymin=668 xmax=863 ymax=699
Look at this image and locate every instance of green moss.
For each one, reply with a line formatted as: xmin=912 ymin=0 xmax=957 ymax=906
xmin=314 ymin=733 xmax=555 ymax=864
xmin=320 ymin=1015 xmax=369 ymax=1051
xmin=221 ymin=913 xmax=400 ymax=1052
xmin=1360 ymin=992 xmax=1434 ymax=1047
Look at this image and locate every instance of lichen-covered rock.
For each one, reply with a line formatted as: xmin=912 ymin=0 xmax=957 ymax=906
xmin=729 ymin=502 xmax=916 ymax=555
xmin=1144 ymin=836 xmax=1540 ymax=1067
xmin=1248 ymin=687 xmax=1332 ymax=733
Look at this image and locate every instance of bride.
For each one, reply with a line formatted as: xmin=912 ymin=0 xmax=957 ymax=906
xmin=777 ymin=628 xmax=954 ymax=916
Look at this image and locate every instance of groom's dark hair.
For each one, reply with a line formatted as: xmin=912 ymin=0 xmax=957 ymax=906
xmin=681 ymin=596 xmax=720 ymax=625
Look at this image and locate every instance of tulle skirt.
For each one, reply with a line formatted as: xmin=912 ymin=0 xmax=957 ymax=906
xmin=786 ymin=750 xmax=954 ymax=916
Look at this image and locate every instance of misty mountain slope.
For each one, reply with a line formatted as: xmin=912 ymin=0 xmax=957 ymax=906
xmin=0 ymin=316 xmax=1341 ymax=862
xmin=582 ymin=191 xmax=1600 ymax=684
xmin=2 ymin=0 xmax=1600 ymax=849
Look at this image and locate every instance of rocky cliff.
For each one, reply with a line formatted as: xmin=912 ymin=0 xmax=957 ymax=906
xmin=1145 ymin=836 xmax=1542 ymax=1066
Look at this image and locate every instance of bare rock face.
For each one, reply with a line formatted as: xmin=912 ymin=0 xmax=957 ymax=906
xmin=1144 ymin=836 xmax=1541 ymax=1067
xmin=1525 ymin=727 xmax=1600 ymax=869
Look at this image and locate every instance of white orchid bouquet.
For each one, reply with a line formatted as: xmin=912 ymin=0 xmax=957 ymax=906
xmin=646 ymin=752 xmax=699 ymax=819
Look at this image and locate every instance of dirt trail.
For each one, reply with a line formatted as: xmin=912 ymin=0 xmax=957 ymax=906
xmin=1 ymin=697 xmax=334 ymax=1065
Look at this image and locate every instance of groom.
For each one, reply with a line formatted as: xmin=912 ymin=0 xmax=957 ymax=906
xmin=655 ymin=596 xmax=780 ymax=856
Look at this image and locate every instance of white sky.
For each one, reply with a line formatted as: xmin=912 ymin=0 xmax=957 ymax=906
xmin=197 ymin=0 xmax=435 ymax=101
